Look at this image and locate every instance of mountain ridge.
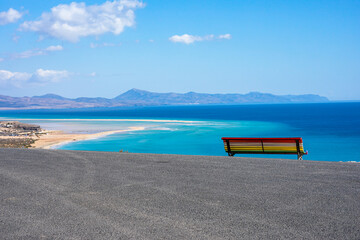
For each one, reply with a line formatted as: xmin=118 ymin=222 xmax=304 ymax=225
xmin=0 ymin=89 xmax=329 ymax=109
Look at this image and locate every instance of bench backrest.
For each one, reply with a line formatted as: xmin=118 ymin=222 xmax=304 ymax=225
xmin=222 ymin=137 xmax=306 ymax=155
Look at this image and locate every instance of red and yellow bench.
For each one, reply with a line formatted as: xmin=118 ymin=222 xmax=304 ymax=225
xmin=221 ymin=137 xmax=308 ymax=160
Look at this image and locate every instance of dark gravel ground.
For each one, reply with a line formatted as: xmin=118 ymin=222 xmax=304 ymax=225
xmin=0 ymin=148 xmax=359 ymax=239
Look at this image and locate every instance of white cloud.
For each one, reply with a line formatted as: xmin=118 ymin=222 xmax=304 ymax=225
xmin=45 ymin=45 xmax=63 ymax=51
xmin=0 ymin=8 xmax=23 ymax=25
xmin=0 ymin=70 xmax=32 ymax=87
xmin=12 ymin=50 xmax=45 ymax=59
xmin=0 ymin=69 xmax=69 ymax=87
xmin=218 ymin=34 xmax=231 ymax=39
xmin=32 ymin=69 xmax=69 ymax=83
xmin=169 ymin=34 xmax=230 ymax=44
xmin=169 ymin=34 xmax=206 ymax=44
xmin=11 ymin=45 xmax=64 ymax=59
xmin=90 ymin=42 xmax=120 ymax=48
xmin=12 ymin=34 xmax=20 ymax=42
xmin=20 ymin=0 xmax=145 ymax=42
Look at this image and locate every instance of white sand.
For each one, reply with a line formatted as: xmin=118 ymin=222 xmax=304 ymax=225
xmin=31 ymin=126 xmax=145 ymax=149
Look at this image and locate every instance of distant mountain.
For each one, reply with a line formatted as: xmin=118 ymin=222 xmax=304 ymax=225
xmin=0 ymin=89 xmax=329 ymax=109
xmin=115 ymin=89 xmax=328 ymax=105
xmin=33 ymin=94 xmax=68 ymax=100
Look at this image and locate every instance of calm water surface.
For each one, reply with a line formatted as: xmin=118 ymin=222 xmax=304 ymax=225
xmin=1 ymin=102 xmax=359 ymax=162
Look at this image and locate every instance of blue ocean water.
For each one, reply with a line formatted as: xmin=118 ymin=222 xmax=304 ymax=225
xmin=1 ymin=102 xmax=359 ymax=162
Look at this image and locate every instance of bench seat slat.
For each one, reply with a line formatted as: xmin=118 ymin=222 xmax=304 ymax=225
xmin=222 ymin=137 xmax=307 ymax=159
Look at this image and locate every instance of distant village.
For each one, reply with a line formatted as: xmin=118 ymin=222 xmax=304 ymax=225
xmin=0 ymin=121 xmax=43 ymax=148
xmin=0 ymin=121 xmax=41 ymax=136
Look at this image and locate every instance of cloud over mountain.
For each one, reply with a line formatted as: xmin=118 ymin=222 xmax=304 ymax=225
xmin=31 ymin=69 xmax=69 ymax=83
xmin=20 ymin=0 xmax=144 ymax=42
xmin=0 ymin=69 xmax=69 ymax=87
xmin=0 ymin=70 xmax=31 ymax=88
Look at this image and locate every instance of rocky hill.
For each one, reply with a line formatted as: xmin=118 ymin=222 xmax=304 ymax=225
xmin=0 ymin=89 xmax=329 ymax=109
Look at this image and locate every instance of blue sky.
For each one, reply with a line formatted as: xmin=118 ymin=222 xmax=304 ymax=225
xmin=0 ymin=0 xmax=359 ymax=100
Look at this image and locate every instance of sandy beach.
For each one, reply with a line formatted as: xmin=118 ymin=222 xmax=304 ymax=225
xmin=0 ymin=118 xmax=198 ymax=150
xmin=31 ymin=126 xmax=145 ymax=149
xmin=2 ymin=118 xmax=197 ymax=123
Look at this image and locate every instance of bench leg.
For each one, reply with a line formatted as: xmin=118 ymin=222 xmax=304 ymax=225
xmin=228 ymin=152 xmax=235 ymax=157
xmin=297 ymin=154 xmax=303 ymax=160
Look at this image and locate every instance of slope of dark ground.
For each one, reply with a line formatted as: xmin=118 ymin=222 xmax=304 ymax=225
xmin=0 ymin=148 xmax=359 ymax=239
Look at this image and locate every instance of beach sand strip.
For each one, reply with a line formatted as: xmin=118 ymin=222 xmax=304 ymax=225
xmin=31 ymin=126 xmax=145 ymax=149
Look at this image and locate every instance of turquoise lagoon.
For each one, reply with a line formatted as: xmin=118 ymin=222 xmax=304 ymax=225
xmin=1 ymin=102 xmax=360 ymax=162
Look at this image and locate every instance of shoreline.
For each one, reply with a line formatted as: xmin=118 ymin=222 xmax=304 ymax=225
xmin=31 ymin=126 xmax=145 ymax=149
xmin=0 ymin=118 xmax=198 ymax=123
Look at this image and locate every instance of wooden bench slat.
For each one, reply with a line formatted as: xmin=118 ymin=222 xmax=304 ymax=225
xmin=222 ymin=137 xmax=308 ymax=160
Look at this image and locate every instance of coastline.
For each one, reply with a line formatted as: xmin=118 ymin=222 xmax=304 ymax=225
xmin=31 ymin=126 xmax=145 ymax=149
xmin=0 ymin=118 xmax=198 ymax=123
